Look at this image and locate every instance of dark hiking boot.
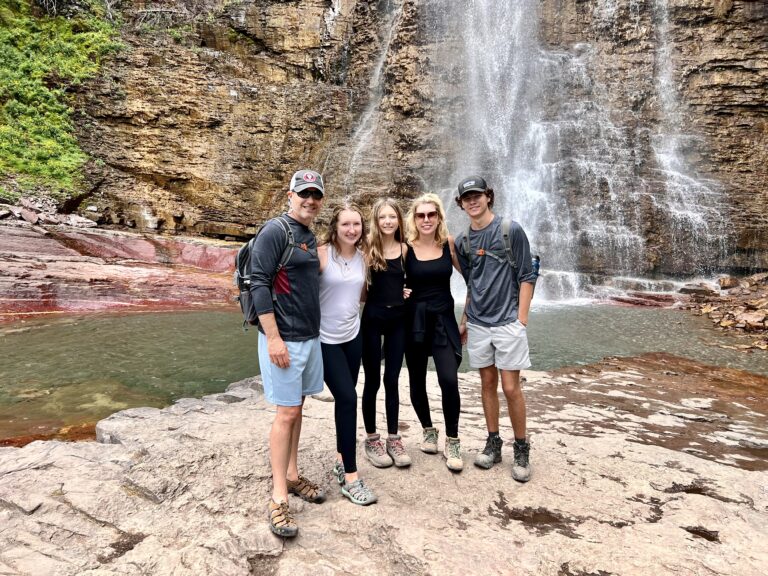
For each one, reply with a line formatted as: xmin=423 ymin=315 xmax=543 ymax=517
xmin=512 ymin=440 xmax=531 ymax=483
xmin=474 ymin=435 xmax=503 ymax=469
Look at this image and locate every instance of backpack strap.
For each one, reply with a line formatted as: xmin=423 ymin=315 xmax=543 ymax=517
xmin=463 ymin=219 xmax=516 ymax=269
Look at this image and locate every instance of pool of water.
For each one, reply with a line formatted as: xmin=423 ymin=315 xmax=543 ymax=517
xmin=1 ymin=305 xmax=766 ymax=440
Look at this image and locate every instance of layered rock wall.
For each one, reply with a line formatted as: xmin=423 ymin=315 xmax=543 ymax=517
xmin=70 ymin=0 xmax=767 ymax=271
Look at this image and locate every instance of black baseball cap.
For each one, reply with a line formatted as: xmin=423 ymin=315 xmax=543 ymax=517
xmin=457 ymin=176 xmax=489 ymax=198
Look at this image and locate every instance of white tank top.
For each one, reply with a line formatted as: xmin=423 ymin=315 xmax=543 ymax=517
xmin=319 ymin=245 xmax=366 ymax=344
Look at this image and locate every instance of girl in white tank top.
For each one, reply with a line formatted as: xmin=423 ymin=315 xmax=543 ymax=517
xmin=317 ymin=203 xmax=378 ymax=506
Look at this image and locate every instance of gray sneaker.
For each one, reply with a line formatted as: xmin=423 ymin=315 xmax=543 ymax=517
xmin=341 ymin=478 xmax=378 ymax=506
xmin=332 ymin=460 xmax=345 ymax=486
xmin=365 ymin=434 xmax=394 ymax=468
xmin=512 ymin=440 xmax=531 ymax=482
xmin=443 ymin=436 xmax=463 ymax=471
xmin=420 ymin=427 xmax=439 ymax=454
xmin=386 ymin=435 xmax=412 ymax=467
xmin=474 ymin=435 xmax=503 ymax=469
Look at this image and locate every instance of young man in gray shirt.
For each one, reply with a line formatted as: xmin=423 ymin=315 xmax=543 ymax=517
xmin=454 ymin=176 xmax=537 ymax=482
xmin=250 ymin=169 xmax=326 ymax=536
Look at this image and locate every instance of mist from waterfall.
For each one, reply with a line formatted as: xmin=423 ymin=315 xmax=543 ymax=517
xmin=425 ymin=0 xmax=729 ymax=300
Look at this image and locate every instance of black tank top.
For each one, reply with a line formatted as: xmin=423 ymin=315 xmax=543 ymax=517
xmin=368 ymin=255 xmax=405 ymax=307
xmin=405 ymin=242 xmax=454 ymax=309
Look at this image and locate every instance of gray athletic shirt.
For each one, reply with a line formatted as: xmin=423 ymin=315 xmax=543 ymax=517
xmin=249 ymin=214 xmax=320 ymax=341
xmin=455 ymin=215 xmax=537 ymax=327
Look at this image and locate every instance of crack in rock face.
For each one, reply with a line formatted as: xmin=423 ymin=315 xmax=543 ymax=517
xmin=96 ymin=532 xmax=146 ymax=563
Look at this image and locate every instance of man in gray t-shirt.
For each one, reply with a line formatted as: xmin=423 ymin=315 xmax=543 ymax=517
xmin=454 ymin=176 xmax=537 ymax=482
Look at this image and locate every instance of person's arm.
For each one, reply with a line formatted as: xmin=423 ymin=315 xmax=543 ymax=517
xmin=517 ymin=282 xmax=533 ymax=327
xmin=511 ymin=222 xmax=536 ymax=326
xmin=258 ymin=312 xmax=290 ymax=368
xmin=459 ymin=293 xmax=469 ymax=345
xmin=448 ymin=235 xmax=462 ymax=273
xmin=250 ymin=220 xmax=290 ymax=367
xmin=318 ymin=244 xmax=329 ymax=274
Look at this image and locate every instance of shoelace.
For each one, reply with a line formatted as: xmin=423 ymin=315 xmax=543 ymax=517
xmin=368 ymin=439 xmax=387 ymax=456
xmin=348 ymin=479 xmax=373 ymax=500
xmin=448 ymin=441 xmax=461 ymax=459
xmin=424 ymin=430 xmax=438 ymax=444
xmin=514 ymin=444 xmax=530 ymax=466
xmin=388 ymin=438 xmax=406 ymax=455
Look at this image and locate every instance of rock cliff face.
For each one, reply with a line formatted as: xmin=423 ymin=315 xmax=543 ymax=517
xmin=71 ymin=0 xmax=767 ymax=273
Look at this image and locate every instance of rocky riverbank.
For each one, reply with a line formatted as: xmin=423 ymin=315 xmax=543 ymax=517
xmin=1 ymin=355 xmax=766 ymax=575
xmin=679 ymin=273 xmax=768 ymax=351
xmin=0 ymin=214 xmax=238 ymax=322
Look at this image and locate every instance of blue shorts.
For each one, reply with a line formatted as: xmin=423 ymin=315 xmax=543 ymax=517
xmin=258 ymin=334 xmax=324 ymax=406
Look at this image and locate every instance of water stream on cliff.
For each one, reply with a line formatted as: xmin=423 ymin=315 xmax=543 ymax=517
xmin=2 ymin=307 xmax=766 ymax=441
xmin=422 ymin=0 xmax=729 ymax=299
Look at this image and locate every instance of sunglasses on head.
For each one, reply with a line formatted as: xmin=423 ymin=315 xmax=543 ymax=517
xmin=415 ymin=210 xmax=438 ymax=221
xmin=295 ymin=188 xmax=324 ymax=200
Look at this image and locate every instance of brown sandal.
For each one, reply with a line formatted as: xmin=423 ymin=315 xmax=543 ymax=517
xmin=287 ymin=475 xmax=326 ymax=503
xmin=268 ymin=499 xmax=298 ymax=537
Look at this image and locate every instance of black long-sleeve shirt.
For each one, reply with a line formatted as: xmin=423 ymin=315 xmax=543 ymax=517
xmin=249 ymin=214 xmax=320 ymax=341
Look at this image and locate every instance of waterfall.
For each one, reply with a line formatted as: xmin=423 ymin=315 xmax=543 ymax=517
xmin=425 ymin=0 xmax=729 ymax=300
xmin=342 ymin=0 xmax=403 ymax=194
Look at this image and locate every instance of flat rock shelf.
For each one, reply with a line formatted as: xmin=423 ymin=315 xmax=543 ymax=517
xmin=0 ymin=354 xmax=766 ymax=575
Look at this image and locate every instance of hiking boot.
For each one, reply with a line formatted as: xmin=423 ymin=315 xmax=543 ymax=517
xmin=420 ymin=427 xmax=439 ymax=454
xmin=443 ymin=436 xmax=463 ymax=472
xmin=341 ymin=478 xmax=378 ymax=506
xmin=386 ymin=435 xmax=412 ymax=467
xmin=365 ymin=434 xmax=394 ymax=468
xmin=286 ymin=475 xmax=326 ymax=503
xmin=268 ymin=499 xmax=298 ymax=538
xmin=474 ymin=435 xmax=503 ymax=469
xmin=332 ymin=460 xmax=345 ymax=486
xmin=512 ymin=440 xmax=532 ymax=483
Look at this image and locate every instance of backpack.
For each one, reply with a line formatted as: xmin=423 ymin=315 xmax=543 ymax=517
xmin=234 ymin=215 xmax=295 ymax=329
xmin=460 ymin=218 xmax=516 ymax=269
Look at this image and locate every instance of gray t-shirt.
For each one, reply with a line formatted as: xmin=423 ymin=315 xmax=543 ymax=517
xmin=455 ymin=216 xmax=537 ymax=327
xmin=249 ymin=214 xmax=320 ymax=341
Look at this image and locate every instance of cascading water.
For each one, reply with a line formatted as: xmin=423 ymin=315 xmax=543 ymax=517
xmin=424 ymin=0 xmax=729 ymax=300
xmin=341 ymin=0 xmax=403 ymax=194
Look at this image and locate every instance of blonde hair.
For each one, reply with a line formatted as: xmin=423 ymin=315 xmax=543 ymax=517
xmin=365 ymin=198 xmax=404 ymax=272
xmin=321 ymin=202 xmax=367 ymax=254
xmin=405 ymin=193 xmax=449 ymax=246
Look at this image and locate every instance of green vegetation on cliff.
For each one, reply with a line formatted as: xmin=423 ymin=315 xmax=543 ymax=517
xmin=0 ymin=0 xmax=119 ymax=202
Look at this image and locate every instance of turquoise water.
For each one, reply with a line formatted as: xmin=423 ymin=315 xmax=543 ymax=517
xmin=1 ymin=306 xmax=766 ymax=439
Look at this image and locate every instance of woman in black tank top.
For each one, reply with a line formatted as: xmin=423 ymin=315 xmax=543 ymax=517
xmin=360 ymin=199 xmax=412 ymax=469
xmin=403 ymin=193 xmax=464 ymax=472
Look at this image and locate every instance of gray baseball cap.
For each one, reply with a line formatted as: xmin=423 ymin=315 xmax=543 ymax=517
xmin=289 ymin=170 xmax=325 ymax=195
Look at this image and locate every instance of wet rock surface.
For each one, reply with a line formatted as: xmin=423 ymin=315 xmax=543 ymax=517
xmin=1 ymin=356 xmax=766 ymax=575
xmin=0 ymin=221 xmax=237 ymax=320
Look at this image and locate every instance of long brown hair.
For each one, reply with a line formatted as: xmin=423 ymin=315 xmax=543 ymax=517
xmin=366 ymin=197 xmax=404 ymax=272
xmin=321 ymin=202 xmax=367 ymax=254
xmin=406 ymin=193 xmax=449 ymax=246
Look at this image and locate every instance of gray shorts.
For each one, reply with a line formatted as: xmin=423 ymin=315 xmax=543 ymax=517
xmin=466 ymin=320 xmax=531 ymax=371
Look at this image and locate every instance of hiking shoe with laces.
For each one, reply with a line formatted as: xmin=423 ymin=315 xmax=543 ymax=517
xmin=474 ymin=435 xmax=503 ymax=469
xmin=365 ymin=434 xmax=394 ymax=468
xmin=443 ymin=436 xmax=463 ymax=471
xmin=420 ymin=427 xmax=439 ymax=454
xmin=386 ymin=434 xmax=412 ymax=467
xmin=332 ymin=460 xmax=345 ymax=486
xmin=287 ymin=475 xmax=326 ymax=503
xmin=268 ymin=499 xmax=298 ymax=538
xmin=341 ymin=478 xmax=378 ymax=506
xmin=512 ymin=440 xmax=532 ymax=483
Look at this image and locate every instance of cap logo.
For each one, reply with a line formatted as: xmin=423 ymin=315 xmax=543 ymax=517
xmin=303 ymin=173 xmax=317 ymax=183
xmin=463 ymin=181 xmax=476 ymax=189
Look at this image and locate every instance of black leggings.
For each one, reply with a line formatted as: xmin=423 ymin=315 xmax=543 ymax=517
xmin=361 ymin=304 xmax=406 ymax=435
xmin=405 ymin=326 xmax=461 ymax=438
xmin=321 ymin=332 xmax=362 ymax=473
